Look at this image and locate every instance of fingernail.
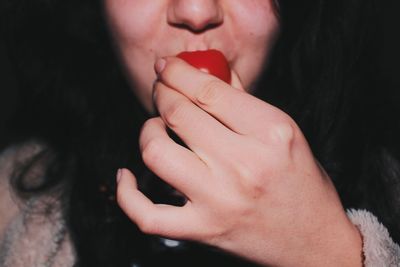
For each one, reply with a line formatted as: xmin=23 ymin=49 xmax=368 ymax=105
xmin=155 ymin=58 xmax=166 ymax=74
xmin=116 ymin=168 xmax=123 ymax=184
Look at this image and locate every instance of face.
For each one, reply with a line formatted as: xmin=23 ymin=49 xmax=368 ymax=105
xmin=104 ymin=0 xmax=279 ymax=112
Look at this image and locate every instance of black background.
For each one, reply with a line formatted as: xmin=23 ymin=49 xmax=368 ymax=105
xmin=1 ymin=2 xmax=399 ymax=135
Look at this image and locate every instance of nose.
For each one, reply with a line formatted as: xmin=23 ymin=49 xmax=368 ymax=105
xmin=168 ymin=0 xmax=223 ymax=32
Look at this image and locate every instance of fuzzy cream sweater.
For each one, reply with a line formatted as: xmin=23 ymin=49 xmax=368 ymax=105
xmin=0 ymin=143 xmax=399 ymax=267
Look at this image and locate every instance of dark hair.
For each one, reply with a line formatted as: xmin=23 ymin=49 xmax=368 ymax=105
xmin=2 ymin=0 xmax=399 ymax=266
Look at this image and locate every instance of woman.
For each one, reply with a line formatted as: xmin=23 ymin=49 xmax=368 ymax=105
xmin=0 ymin=0 xmax=399 ymax=266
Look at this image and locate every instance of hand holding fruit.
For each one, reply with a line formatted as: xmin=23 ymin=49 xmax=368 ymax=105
xmin=116 ymin=51 xmax=363 ymax=267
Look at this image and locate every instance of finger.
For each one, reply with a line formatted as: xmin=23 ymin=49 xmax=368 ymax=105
xmin=139 ymin=117 xmax=209 ymax=199
xmin=153 ymin=81 xmax=238 ymax=162
xmin=230 ymin=69 xmax=245 ymax=91
xmin=116 ymin=168 xmax=200 ymax=239
xmin=157 ymin=57 xmax=291 ymax=137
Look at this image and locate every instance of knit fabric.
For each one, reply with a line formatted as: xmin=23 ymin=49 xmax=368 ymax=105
xmin=0 ymin=144 xmax=76 ymax=267
xmin=347 ymin=209 xmax=400 ymax=267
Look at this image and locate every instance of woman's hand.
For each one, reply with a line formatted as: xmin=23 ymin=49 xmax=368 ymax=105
xmin=116 ymin=57 xmax=363 ymax=267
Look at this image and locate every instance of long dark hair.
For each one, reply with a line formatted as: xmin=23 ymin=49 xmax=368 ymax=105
xmin=1 ymin=0 xmax=399 ymax=266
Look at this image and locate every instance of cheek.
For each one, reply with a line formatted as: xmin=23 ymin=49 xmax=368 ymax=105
xmin=230 ymin=1 xmax=279 ymax=88
xmin=104 ymin=0 xmax=161 ymax=44
xmin=235 ymin=1 xmax=279 ymax=47
xmin=104 ymin=0 xmax=164 ymax=111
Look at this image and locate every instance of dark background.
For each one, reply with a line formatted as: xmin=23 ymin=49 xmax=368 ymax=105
xmin=0 ymin=38 xmax=17 ymax=136
xmin=1 ymin=2 xmax=399 ymax=136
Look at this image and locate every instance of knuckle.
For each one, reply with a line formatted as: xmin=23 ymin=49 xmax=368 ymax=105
xmin=196 ymin=79 xmax=223 ymax=106
xmin=141 ymin=138 xmax=163 ymax=166
xmin=230 ymin=153 xmax=269 ymax=198
xmin=136 ymin=214 xmax=158 ymax=234
xmin=268 ymin=119 xmax=296 ymax=147
xmin=141 ymin=118 xmax=153 ymax=132
xmin=237 ymin=165 xmax=267 ymax=198
xmin=140 ymin=118 xmax=157 ymax=136
xmin=163 ymin=100 xmax=189 ymax=127
xmin=139 ymin=119 xmax=153 ymax=152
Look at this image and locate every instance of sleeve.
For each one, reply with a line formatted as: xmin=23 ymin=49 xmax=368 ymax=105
xmin=0 ymin=147 xmax=21 ymax=240
xmin=0 ymin=144 xmax=76 ymax=267
xmin=347 ymin=209 xmax=400 ymax=267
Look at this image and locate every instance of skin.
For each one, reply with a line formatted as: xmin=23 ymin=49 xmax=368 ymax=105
xmin=104 ymin=1 xmax=363 ymax=266
xmin=105 ymin=0 xmax=279 ymax=111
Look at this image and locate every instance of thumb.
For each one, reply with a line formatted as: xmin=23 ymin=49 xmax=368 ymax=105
xmin=115 ymin=168 xmax=153 ymax=222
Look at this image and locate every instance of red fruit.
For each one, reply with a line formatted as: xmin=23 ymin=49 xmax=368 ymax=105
xmin=177 ymin=49 xmax=231 ymax=84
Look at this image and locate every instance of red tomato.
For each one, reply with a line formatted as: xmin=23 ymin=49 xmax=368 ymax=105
xmin=177 ymin=49 xmax=231 ymax=84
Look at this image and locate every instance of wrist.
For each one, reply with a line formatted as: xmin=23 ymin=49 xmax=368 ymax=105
xmin=255 ymin=211 xmax=364 ymax=267
xmin=301 ymin=213 xmax=363 ymax=267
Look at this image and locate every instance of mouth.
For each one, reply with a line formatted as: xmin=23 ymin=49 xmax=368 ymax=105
xmin=177 ymin=44 xmax=232 ymax=64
